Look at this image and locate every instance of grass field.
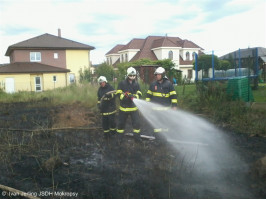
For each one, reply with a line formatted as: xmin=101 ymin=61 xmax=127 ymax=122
xmin=253 ymin=83 xmax=266 ymax=102
xmin=176 ymin=83 xmax=266 ymax=103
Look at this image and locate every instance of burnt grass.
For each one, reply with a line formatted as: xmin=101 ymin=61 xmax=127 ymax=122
xmin=0 ymin=101 xmax=266 ymax=199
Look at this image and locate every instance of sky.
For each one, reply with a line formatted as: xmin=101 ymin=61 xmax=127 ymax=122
xmin=0 ymin=0 xmax=265 ymax=64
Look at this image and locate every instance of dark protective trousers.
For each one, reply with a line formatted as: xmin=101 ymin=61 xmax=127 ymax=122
xmin=102 ymin=113 xmax=116 ymax=133
xmin=117 ymin=110 xmax=140 ymax=134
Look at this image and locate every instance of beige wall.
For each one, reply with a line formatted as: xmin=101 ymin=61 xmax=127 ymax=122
xmin=0 ymin=74 xmax=31 ymax=92
xmin=66 ymin=50 xmax=91 ymax=82
xmin=42 ymin=73 xmax=68 ymax=90
xmin=0 ymin=73 xmax=68 ymax=93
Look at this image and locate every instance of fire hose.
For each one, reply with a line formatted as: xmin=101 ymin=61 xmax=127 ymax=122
xmin=99 ymin=90 xmax=117 ymax=110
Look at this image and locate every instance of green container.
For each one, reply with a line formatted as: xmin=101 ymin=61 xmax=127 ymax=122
xmin=226 ymin=76 xmax=254 ymax=102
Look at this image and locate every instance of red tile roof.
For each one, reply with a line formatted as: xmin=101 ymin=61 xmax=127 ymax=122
xmin=119 ymin=38 xmax=145 ymax=51
xmin=106 ymin=36 xmax=204 ymax=63
xmin=179 ymin=39 xmax=202 ymax=49
xmin=5 ymin=33 xmax=95 ymax=56
xmin=131 ymin=36 xmax=163 ymax=61
xmin=0 ymin=62 xmax=70 ymax=73
xmin=105 ymin=44 xmax=125 ymax=55
xmin=151 ymin=36 xmax=182 ymax=49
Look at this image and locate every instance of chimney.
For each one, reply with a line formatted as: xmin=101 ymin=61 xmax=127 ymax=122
xmin=58 ymin=28 xmax=61 ymax=37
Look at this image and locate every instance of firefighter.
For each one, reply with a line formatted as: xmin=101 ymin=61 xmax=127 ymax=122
xmin=146 ymin=66 xmax=177 ymax=136
xmin=116 ymin=67 xmax=142 ymax=140
xmin=97 ymin=76 xmax=116 ymax=137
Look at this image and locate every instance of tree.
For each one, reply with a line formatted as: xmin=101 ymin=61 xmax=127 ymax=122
xmin=155 ymin=59 xmax=177 ymax=80
xmin=227 ymin=53 xmax=235 ymax=68
xmin=95 ymin=63 xmax=115 ymax=82
xmin=155 ymin=59 xmax=175 ymax=72
xmin=116 ymin=59 xmax=155 ymax=82
xmin=219 ymin=60 xmax=232 ymax=70
xmin=115 ymin=58 xmax=177 ymax=82
xmin=193 ymin=54 xmax=220 ymax=71
xmin=79 ymin=67 xmax=93 ymax=83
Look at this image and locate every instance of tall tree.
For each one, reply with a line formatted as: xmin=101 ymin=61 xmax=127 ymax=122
xmin=95 ymin=63 xmax=115 ymax=82
xmin=219 ymin=60 xmax=232 ymax=70
xmin=193 ymin=54 xmax=220 ymax=71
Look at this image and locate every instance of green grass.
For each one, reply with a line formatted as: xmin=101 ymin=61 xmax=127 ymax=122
xmin=252 ymin=84 xmax=266 ymax=102
xmin=0 ymin=83 xmax=98 ymax=107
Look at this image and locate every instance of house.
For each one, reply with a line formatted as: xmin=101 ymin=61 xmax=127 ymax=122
xmin=2 ymin=30 xmax=95 ymax=93
xmin=105 ymin=36 xmax=204 ymax=81
xmin=0 ymin=62 xmax=70 ymax=93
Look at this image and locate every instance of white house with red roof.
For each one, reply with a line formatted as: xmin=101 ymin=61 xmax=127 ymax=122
xmin=106 ymin=36 xmax=204 ymax=81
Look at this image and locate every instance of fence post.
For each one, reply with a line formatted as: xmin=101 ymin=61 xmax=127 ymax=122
xmin=212 ymin=50 xmax=215 ymax=79
xmin=195 ymin=53 xmax=198 ymax=81
xmin=238 ymin=48 xmax=241 ymax=76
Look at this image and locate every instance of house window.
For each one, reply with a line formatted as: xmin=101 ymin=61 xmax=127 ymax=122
xmin=30 ymin=52 xmax=41 ymax=62
xmin=53 ymin=76 xmax=57 ymax=82
xmin=192 ymin=52 xmax=196 ymax=60
xmin=69 ymin=73 xmax=75 ymax=83
xmin=188 ymin=69 xmax=192 ymax=79
xmin=125 ymin=54 xmax=128 ymax=62
xmin=168 ymin=51 xmax=173 ymax=60
xmin=186 ymin=52 xmax=190 ymax=60
xmin=54 ymin=53 xmax=58 ymax=59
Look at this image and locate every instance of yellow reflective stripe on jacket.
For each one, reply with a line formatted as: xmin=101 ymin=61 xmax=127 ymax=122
xmin=97 ymin=101 xmax=101 ymax=104
xmin=119 ymin=106 xmax=138 ymax=112
xmin=117 ymin=129 xmax=124 ymax=133
xmin=133 ymin=129 xmax=141 ymax=133
xmin=147 ymin=90 xmax=153 ymax=95
xmin=116 ymin=90 xmax=123 ymax=94
xmin=146 ymin=98 xmax=151 ymax=102
xmin=120 ymin=93 xmax=125 ymax=100
xmin=101 ymin=110 xmax=117 ymax=115
xmin=170 ymin=91 xmax=177 ymax=95
xmin=137 ymin=91 xmax=142 ymax=96
xmin=153 ymin=92 xmax=170 ymax=97
xmin=171 ymin=99 xmax=178 ymax=103
xmin=154 ymin=128 xmax=162 ymax=132
xmin=154 ymin=128 xmax=169 ymax=132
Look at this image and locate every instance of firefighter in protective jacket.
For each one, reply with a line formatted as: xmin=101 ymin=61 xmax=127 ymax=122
xmin=97 ymin=76 xmax=116 ymax=136
xmin=146 ymin=67 xmax=177 ymax=134
xmin=116 ymin=67 xmax=142 ymax=138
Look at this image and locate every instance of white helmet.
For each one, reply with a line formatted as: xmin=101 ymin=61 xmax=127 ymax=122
xmin=98 ymin=76 xmax=107 ymax=83
xmin=127 ymin=67 xmax=136 ymax=76
xmin=154 ymin=67 xmax=165 ymax=75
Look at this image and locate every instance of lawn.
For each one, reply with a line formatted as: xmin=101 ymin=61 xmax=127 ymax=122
xmin=253 ymin=83 xmax=266 ymax=102
xmin=175 ymin=82 xmax=266 ymax=103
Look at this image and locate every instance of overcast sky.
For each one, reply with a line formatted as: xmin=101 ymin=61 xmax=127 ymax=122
xmin=0 ymin=0 xmax=265 ymax=64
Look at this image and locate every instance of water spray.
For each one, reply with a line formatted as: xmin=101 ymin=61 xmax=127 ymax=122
xmin=133 ymin=98 xmax=245 ymax=175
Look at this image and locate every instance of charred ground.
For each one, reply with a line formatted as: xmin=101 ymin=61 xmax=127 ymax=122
xmin=0 ymin=101 xmax=265 ymax=198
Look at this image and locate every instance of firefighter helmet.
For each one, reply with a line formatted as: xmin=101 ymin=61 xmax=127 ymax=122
xmin=154 ymin=67 xmax=165 ymax=75
xmin=98 ymin=76 xmax=107 ymax=83
xmin=127 ymin=67 xmax=136 ymax=76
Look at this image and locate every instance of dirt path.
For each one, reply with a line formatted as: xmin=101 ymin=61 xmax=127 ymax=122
xmin=0 ymin=102 xmax=265 ymax=198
